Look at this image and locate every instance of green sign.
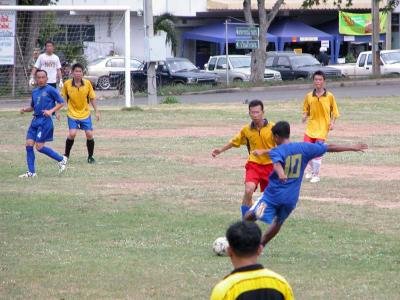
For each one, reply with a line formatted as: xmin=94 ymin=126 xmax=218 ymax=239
xmin=236 ymin=26 xmax=259 ymax=37
xmin=339 ymin=11 xmax=387 ymax=35
xmin=235 ymin=40 xmax=259 ymax=49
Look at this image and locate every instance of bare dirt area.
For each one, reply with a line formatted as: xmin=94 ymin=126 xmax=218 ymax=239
xmin=321 ymin=164 xmax=400 ymax=181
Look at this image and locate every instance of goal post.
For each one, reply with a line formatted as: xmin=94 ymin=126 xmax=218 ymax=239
xmin=0 ymin=5 xmax=133 ymax=107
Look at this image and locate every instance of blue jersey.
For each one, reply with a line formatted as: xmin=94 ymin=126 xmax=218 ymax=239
xmin=263 ymin=142 xmax=328 ymax=206
xmin=31 ymin=85 xmax=64 ymax=117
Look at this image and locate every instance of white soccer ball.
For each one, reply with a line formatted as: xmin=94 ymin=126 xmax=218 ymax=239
xmin=212 ymin=237 xmax=229 ymax=256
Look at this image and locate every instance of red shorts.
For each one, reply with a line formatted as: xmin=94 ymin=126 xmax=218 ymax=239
xmin=304 ymin=134 xmax=325 ymax=144
xmin=245 ymin=162 xmax=274 ymax=192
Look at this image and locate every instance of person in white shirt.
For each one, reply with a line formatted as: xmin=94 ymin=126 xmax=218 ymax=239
xmin=30 ymin=41 xmax=63 ymax=89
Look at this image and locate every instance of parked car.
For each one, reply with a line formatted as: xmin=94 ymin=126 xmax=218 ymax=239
xmin=266 ymin=52 xmax=341 ymax=80
xmin=86 ymin=56 xmax=142 ymax=90
xmin=204 ymin=55 xmax=282 ymax=82
xmin=109 ymin=57 xmax=219 ymax=94
xmin=329 ymin=50 xmax=400 ymax=77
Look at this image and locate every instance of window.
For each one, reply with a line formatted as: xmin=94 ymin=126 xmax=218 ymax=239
xmin=130 ymin=59 xmax=142 ymax=69
xmin=366 ymin=54 xmax=372 ymax=66
xmin=208 ymin=57 xmax=217 ymax=70
xmin=358 ymin=54 xmax=366 ymax=67
xmin=277 ymin=56 xmax=290 ymax=68
xmin=216 ymin=57 xmax=227 ymax=69
xmin=265 ymin=56 xmax=274 ymax=67
xmin=107 ymin=58 xmax=124 ymax=68
xmin=52 ymin=24 xmax=95 ymax=44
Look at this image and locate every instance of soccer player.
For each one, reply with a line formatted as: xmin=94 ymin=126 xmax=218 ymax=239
xmin=61 ymin=63 xmax=100 ymax=163
xmin=245 ymin=121 xmax=367 ymax=246
xmin=30 ymin=41 xmax=63 ymax=89
xmin=303 ymin=70 xmax=339 ymax=183
xmin=19 ymin=69 xmax=68 ymax=178
xmin=211 ymin=100 xmax=276 ymax=218
xmin=210 ymin=221 xmax=294 ymax=300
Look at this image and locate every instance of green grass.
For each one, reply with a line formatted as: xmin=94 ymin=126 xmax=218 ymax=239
xmin=0 ymin=96 xmax=399 ymax=299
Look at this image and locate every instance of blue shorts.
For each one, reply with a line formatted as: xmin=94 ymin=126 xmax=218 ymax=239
xmin=26 ymin=116 xmax=54 ymax=143
xmin=249 ymin=196 xmax=295 ymax=225
xmin=68 ymin=116 xmax=93 ymax=131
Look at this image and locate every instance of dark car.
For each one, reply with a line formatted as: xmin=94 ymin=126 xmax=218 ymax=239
xmin=110 ymin=57 xmax=218 ymax=94
xmin=266 ymin=52 xmax=341 ymax=80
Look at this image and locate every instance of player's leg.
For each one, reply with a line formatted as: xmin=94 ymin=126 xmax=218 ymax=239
xmin=64 ymin=129 xmax=77 ymax=158
xmin=310 ymin=138 xmax=325 ymax=183
xmin=35 ymin=119 xmax=67 ymax=173
xmin=303 ymin=134 xmax=315 ymax=179
xmin=261 ymin=204 xmax=295 ymax=246
xmin=81 ymin=116 xmax=95 ymax=164
xmin=242 ymin=181 xmax=257 ymax=217
xmin=261 ymin=219 xmax=282 ymax=247
xmin=19 ymin=139 xmax=37 ymax=178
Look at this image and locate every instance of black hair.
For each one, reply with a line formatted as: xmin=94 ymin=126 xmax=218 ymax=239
xmin=35 ymin=69 xmax=48 ymax=76
xmin=248 ymin=99 xmax=264 ymax=111
xmin=272 ymin=121 xmax=290 ymax=139
xmin=72 ymin=63 xmax=84 ymax=71
xmin=226 ymin=221 xmax=262 ymax=257
xmin=44 ymin=40 xmax=54 ymax=47
xmin=313 ymin=70 xmax=326 ymax=80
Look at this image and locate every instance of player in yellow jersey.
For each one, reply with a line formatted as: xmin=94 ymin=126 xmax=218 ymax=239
xmin=61 ymin=63 xmax=100 ymax=163
xmin=302 ymin=71 xmax=339 ymax=183
xmin=212 ymin=100 xmax=276 ymax=218
xmin=210 ymin=221 xmax=294 ymax=300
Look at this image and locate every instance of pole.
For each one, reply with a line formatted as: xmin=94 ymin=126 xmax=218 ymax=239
xmin=386 ymin=10 xmax=392 ymax=50
xmin=371 ymin=0 xmax=380 ymax=76
xmin=225 ymin=19 xmax=229 ymax=85
xmin=124 ymin=9 xmax=132 ymax=107
xmin=12 ymin=35 xmax=16 ymax=97
xmin=145 ymin=0 xmax=157 ymax=105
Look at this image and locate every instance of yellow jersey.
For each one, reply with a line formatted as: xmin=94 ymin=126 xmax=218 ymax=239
xmin=303 ymin=89 xmax=339 ymax=140
xmin=230 ymin=120 xmax=276 ymax=165
xmin=210 ymin=264 xmax=294 ymax=300
xmin=61 ymin=78 xmax=96 ymax=120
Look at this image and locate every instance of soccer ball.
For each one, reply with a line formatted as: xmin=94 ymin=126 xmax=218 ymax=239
xmin=212 ymin=237 xmax=229 ymax=256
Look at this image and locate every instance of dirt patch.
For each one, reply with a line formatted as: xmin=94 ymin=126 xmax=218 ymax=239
xmin=94 ymin=181 xmax=153 ymax=196
xmin=301 ymin=196 xmax=400 ymax=209
xmin=96 ymin=127 xmax=238 ymax=139
xmin=321 ymin=164 xmax=400 ymax=181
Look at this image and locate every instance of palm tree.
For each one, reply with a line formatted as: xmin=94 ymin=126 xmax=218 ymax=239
xmin=154 ymin=13 xmax=178 ymax=56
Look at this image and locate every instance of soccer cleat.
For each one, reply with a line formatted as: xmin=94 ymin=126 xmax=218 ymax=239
xmin=310 ymin=176 xmax=320 ymax=183
xmin=19 ymin=171 xmax=37 ymax=178
xmin=305 ymin=172 xmax=313 ymax=179
xmin=87 ymin=156 xmax=96 ymax=164
xmin=58 ymin=156 xmax=68 ymax=174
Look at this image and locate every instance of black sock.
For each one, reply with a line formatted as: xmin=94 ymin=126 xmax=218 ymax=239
xmin=87 ymin=139 xmax=95 ymax=157
xmin=64 ymin=138 xmax=74 ymax=158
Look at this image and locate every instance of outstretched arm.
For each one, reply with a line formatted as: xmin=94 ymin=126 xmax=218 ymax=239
xmin=252 ymin=149 xmax=270 ymax=156
xmin=211 ymin=143 xmax=233 ymax=158
xmin=327 ymin=143 xmax=368 ymax=153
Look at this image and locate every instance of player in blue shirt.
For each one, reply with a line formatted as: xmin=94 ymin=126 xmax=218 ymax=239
xmin=19 ymin=69 xmax=68 ymax=178
xmin=245 ymin=121 xmax=367 ymax=246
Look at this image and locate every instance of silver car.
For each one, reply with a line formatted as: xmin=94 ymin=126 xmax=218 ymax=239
xmin=204 ymin=55 xmax=282 ymax=83
xmin=86 ymin=56 xmax=142 ymax=90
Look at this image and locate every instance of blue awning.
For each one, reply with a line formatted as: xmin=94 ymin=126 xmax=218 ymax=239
xmin=181 ymin=23 xmax=278 ymax=55
xmin=268 ymin=19 xmax=335 ymax=63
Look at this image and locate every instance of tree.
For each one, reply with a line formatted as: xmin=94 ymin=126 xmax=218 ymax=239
xmin=245 ymin=0 xmax=400 ymax=83
xmin=154 ymin=13 xmax=178 ymax=56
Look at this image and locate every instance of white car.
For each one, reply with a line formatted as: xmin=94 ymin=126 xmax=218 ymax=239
xmin=204 ymin=55 xmax=282 ymax=83
xmin=330 ymin=49 xmax=400 ymax=77
xmin=86 ymin=56 xmax=142 ymax=90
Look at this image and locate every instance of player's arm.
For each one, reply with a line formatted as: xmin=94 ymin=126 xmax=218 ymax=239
xmin=57 ymin=68 xmax=63 ymax=87
xmin=329 ymin=96 xmax=340 ymax=130
xmin=20 ymin=106 xmax=33 ymax=114
xmin=252 ymin=149 xmax=270 ymax=156
xmin=327 ymin=143 xmax=368 ymax=153
xmin=211 ymin=142 xmax=233 ymax=158
xmin=302 ymin=96 xmax=310 ymax=123
xmin=88 ymin=82 xmax=100 ymax=121
xmin=273 ymin=162 xmax=287 ymax=183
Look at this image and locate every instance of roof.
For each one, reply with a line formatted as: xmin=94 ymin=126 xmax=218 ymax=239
xmin=182 ymin=22 xmax=278 ymax=44
xmin=207 ymin=0 xmax=373 ymax=10
xmin=269 ymin=19 xmax=333 ymax=41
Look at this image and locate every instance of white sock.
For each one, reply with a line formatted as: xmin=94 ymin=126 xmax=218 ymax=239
xmin=312 ymin=158 xmax=322 ymax=177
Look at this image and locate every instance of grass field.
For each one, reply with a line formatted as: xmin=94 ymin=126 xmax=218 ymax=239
xmin=0 ymin=96 xmax=399 ymax=299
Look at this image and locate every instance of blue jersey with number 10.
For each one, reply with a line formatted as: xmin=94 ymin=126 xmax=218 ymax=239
xmin=264 ymin=142 xmax=328 ymax=206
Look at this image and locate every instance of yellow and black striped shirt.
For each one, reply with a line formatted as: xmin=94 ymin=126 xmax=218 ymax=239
xmin=210 ymin=264 xmax=294 ymax=300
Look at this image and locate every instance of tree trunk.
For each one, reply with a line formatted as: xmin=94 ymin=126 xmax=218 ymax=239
xmin=244 ymin=0 xmax=285 ymax=83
